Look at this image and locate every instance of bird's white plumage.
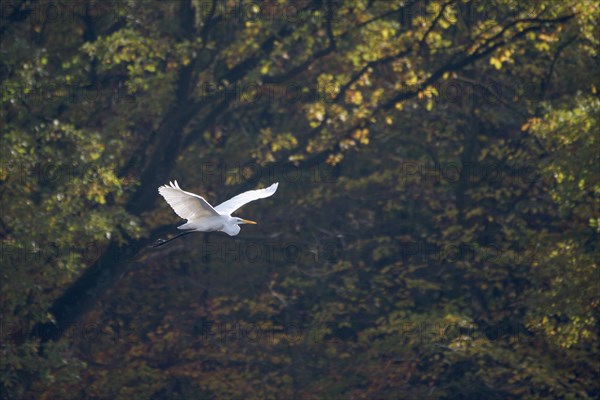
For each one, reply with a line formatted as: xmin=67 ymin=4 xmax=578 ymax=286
xmin=215 ymin=182 xmax=279 ymax=214
xmin=158 ymin=181 xmax=219 ymax=220
xmin=157 ymin=180 xmax=279 ymax=237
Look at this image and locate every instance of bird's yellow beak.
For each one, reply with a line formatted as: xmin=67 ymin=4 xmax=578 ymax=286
xmin=241 ymin=219 xmax=257 ymax=225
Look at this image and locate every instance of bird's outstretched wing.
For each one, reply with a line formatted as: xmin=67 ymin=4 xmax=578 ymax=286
xmin=215 ymin=182 xmax=279 ymax=215
xmin=158 ymin=180 xmax=219 ymax=221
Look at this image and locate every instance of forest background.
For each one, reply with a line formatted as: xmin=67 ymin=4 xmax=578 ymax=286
xmin=1 ymin=0 xmax=599 ymax=398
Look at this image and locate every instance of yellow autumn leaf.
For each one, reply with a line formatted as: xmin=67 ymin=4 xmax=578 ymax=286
xmin=539 ymin=33 xmax=557 ymax=42
xmin=347 ymin=90 xmax=363 ymax=105
xmin=490 ymin=57 xmax=502 ymax=70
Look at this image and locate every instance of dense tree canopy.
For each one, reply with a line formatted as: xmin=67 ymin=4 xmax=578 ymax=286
xmin=1 ymin=0 xmax=598 ymax=398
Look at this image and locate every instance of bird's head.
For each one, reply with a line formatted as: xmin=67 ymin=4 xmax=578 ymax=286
xmin=235 ymin=217 xmax=257 ymax=225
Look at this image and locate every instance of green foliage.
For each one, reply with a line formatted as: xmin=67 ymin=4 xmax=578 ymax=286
xmin=1 ymin=0 xmax=598 ymax=399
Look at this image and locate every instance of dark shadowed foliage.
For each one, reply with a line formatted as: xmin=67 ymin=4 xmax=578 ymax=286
xmin=1 ymin=1 xmax=598 ymax=399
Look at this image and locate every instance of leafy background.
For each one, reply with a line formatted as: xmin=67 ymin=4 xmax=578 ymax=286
xmin=1 ymin=0 xmax=598 ymax=399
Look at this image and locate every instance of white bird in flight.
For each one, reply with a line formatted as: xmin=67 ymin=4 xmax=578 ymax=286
xmin=154 ymin=180 xmax=279 ymax=247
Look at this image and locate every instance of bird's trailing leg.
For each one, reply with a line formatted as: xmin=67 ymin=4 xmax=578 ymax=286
xmin=152 ymin=231 xmax=194 ymax=248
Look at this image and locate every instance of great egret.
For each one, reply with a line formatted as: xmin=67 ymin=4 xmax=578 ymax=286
xmin=153 ymin=180 xmax=279 ymax=247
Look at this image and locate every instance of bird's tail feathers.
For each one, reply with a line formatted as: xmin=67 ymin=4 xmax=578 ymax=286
xmin=177 ymin=221 xmax=195 ymax=230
